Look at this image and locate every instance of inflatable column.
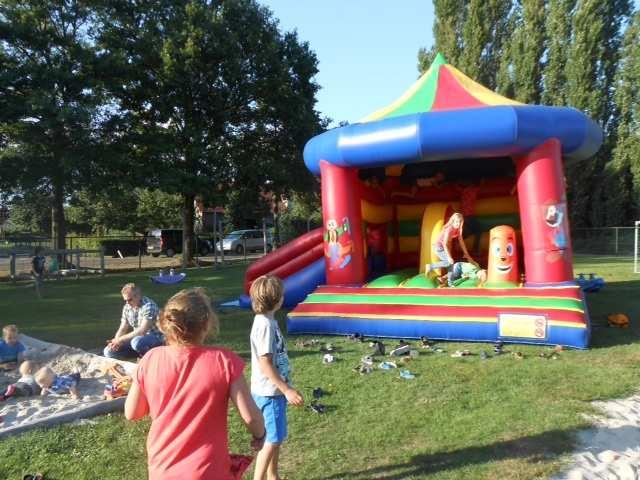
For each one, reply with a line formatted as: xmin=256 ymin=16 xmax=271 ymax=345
xmin=515 ymin=139 xmax=573 ymax=284
xmin=486 ymin=225 xmax=519 ymax=287
xmin=320 ymin=160 xmax=366 ymax=284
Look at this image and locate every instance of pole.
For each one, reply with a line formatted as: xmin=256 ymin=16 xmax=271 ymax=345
xmin=213 ymin=210 xmax=218 ymax=269
xmin=263 ymin=218 xmax=267 ymax=255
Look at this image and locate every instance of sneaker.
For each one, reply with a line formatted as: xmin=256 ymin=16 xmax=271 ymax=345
xmin=348 ymin=333 xmax=363 ymax=342
xmin=358 ymin=364 xmax=373 ymax=375
xmin=390 ymin=344 xmax=411 ymax=356
xmin=361 ymin=355 xmax=374 ymax=366
xmin=378 ymin=361 xmax=398 ymax=370
xmin=322 ymin=354 xmax=335 ymax=364
xmin=451 ymin=350 xmax=471 ymax=358
xmin=312 ymin=387 xmax=324 ymax=399
xmin=399 ymin=369 xmax=415 ymax=380
xmin=309 ymin=401 xmax=326 ymax=414
xmin=480 ymin=350 xmax=489 ymax=360
xmin=371 ymin=341 xmax=386 ymax=356
xmin=493 ymin=341 xmax=504 ymax=355
xmin=3 ymin=384 xmax=16 ymax=399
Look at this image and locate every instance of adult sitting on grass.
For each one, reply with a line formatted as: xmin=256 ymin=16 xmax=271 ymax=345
xmin=125 ymin=288 xmax=265 ymax=479
xmin=104 ymin=283 xmax=164 ymax=359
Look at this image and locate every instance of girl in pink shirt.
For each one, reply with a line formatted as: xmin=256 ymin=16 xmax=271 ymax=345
xmin=426 ymin=212 xmax=476 ymax=278
xmin=125 ymin=288 xmax=265 ymax=480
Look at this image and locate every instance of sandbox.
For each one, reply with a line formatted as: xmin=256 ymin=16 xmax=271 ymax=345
xmin=0 ymin=335 xmax=135 ymax=439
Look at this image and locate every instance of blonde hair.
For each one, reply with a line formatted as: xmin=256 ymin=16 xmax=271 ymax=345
xmin=121 ymin=283 xmax=141 ymax=297
xmin=249 ymin=275 xmax=284 ymax=314
xmin=35 ymin=366 xmax=55 ymax=387
xmin=2 ymin=324 xmax=18 ymax=336
xmin=444 ymin=212 xmax=464 ymax=229
xmin=19 ymin=360 xmax=36 ymax=376
xmin=158 ymin=288 xmax=218 ymax=346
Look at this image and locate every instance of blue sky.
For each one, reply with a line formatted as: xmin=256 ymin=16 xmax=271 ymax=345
xmin=259 ymin=1 xmax=435 ymax=126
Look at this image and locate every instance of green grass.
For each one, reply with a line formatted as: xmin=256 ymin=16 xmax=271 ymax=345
xmin=1 ymin=256 xmax=639 ymax=479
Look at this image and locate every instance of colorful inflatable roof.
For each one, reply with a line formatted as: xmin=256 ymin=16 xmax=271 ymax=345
xmin=304 ymin=54 xmax=603 ymax=176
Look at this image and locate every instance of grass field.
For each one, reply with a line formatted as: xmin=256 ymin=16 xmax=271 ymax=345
xmin=0 ymin=255 xmax=639 ymax=479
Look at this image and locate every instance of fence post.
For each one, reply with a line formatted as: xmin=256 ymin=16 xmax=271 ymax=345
xmin=138 ymin=240 xmax=142 ymax=270
xmin=100 ymin=247 xmax=105 ymax=277
xmin=10 ymin=252 xmax=15 ymax=283
xmin=75 ymin=251 xmax=81 ymax=279
xmin=614 ymin=227 xmax=619 ymax=255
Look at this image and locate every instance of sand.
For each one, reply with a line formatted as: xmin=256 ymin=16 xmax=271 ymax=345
xmin=0 ymin=335 xmax=136 ymax=438
xmin=552 ymin=393 xmax=640 ymax=480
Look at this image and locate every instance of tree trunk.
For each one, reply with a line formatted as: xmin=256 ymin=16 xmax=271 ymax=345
xmin=182 ymin=192 xmax=195 ymax=268
xmin=51 ymin=181 xmax=66 ymax=251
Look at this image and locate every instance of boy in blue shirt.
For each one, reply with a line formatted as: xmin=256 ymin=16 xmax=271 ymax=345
xmin=0 ymin=325 xmax=26 ymax=368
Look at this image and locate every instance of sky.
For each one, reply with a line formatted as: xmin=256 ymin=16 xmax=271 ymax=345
xmin=259 ymin=1 xmax=435 ymax=126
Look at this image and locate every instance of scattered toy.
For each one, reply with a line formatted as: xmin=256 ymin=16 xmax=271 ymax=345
xmin=607 ymin=313 xmax=630 ymax=328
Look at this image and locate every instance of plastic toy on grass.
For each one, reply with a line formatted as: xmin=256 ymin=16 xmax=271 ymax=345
xmin=103 ymin=363 xmax=133 ymax=400
xmin=576 ymin=273 xmax=605 ymax=292
xmin=150 ymin=271 xmax=187 ymax=285
xmin=607 ymin=313 xmax=630 ymax=328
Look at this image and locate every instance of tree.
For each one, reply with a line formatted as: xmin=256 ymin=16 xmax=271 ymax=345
xmin=604 ymin=11 xmax=640 ymax=224
xmin=510 ymin=0 xmax=547 ymax=104
xmin=0 ymin=1 xmax=111 ymax=249
xmin=541 ymin=0 xmax=576 ymax=106
xmin=564 ymin=0 xmax=632 ymax=227
xmin=100 ymin=0 xmax=323 ymax=264
xmin=419 ymin=0 xmax=468 ymax=73
xmin=4 ymin=190 xmax=51 ymax=235
xmin=65 ymin=188 xmax=182 ymax=235
xmin=459 ymin=0 xmax=513 ymax=88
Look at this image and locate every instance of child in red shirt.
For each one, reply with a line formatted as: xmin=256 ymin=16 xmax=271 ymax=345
xmin=125 ymin=288 xmax=266 ymax=480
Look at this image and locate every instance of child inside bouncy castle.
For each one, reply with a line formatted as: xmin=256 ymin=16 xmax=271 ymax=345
xmin=426 ymin=213 xmax=476 ymax=279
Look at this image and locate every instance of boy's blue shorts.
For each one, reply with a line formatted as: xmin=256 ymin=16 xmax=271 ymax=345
xmin=252 ymin=393 xmax=288 ymax=445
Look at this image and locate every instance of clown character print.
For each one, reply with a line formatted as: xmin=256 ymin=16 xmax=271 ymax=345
xmin=543 ymin=203 xmax=569 ymax=260
xmin=324 ymin=217 xmax=353 ymax=270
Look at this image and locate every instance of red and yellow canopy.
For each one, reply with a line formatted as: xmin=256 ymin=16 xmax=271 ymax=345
xmin=361 ymin=53 xmax=521 ymax=123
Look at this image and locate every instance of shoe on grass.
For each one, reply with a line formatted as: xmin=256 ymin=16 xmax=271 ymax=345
xmin=399 ymin=369 xmax=415 ymax=380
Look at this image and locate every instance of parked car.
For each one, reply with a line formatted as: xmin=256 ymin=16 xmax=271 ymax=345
xmin=147 ymin=229 xmax=213 ymax=257
xmin=216 ymin=229 xmax=272 ymax=254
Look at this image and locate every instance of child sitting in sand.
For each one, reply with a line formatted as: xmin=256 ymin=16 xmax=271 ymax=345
xmin=35 ymin=366 xmax=81 ymax=399
xmin=0 ymin=360 xmax=41 ymax=400
xmin=0 ymin=325 xmax=26 ymax=369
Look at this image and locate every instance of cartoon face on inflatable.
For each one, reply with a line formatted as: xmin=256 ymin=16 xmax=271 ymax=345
xmin=487 ymin=225 xmax=519 ymax=284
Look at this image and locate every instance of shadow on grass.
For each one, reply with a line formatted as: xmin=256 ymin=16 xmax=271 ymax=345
xmin=322 ymin=425 xmax=640 ymax=480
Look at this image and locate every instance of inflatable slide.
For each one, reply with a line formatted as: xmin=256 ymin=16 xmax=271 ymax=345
xmin=239 ymin=228 xmax=326 ymax=308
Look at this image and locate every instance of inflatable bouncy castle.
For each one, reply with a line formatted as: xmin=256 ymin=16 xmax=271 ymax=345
xmin=241 ymin=54 xmax=603 ymax=349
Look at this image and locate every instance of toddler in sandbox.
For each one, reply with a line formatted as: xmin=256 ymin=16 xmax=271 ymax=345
xmin=35 ymin=366 xmax=81 ymax=399
xmin=0 ymin=360 xmax=41 ymax=401
xmin=0 ymin=324 xmax=27 ymax=369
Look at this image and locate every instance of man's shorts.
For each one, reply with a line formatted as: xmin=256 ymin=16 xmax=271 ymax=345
xmin=252 ymin=393 xmax=288 ymax=445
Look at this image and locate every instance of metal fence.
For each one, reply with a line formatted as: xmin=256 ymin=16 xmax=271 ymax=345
xmin=0 ymin=234 xmax=269 ymax=281
xmin=571 ymin=227 xmax=636 ymax=256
